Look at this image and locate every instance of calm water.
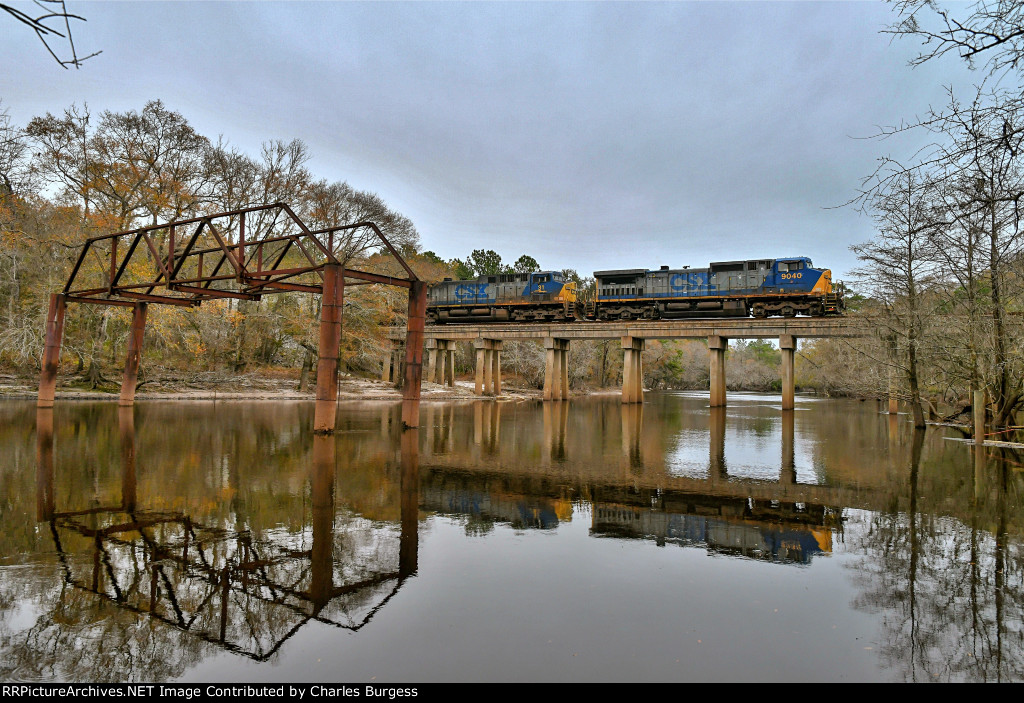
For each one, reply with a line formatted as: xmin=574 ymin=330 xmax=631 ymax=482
xmin=0 ymin=393 xmax=1021 ymax=682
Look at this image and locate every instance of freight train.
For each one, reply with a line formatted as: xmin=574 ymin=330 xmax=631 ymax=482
xmin=425 ymin=256 xmax=843 ymax=324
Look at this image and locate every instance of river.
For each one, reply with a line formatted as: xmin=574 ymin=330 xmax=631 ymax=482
xmin=0 ymin=393 xmax=1020 ymax=682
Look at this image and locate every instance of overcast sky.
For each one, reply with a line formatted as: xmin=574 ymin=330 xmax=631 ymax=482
xmin=2 ymin=1 xmax=982 ymax=282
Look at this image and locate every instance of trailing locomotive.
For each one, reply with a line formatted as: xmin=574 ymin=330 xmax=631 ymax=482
xmin=425 ymin=256 xmax=843 ymax=324
xmin=426 ymin=271 xmax=578 ymax=323
xmin=588 ymin=256 xmax=843 ymax=320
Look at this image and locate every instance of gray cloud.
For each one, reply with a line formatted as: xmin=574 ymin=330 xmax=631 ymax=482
xmin=3 ymin=1 xmax=978 ymax=281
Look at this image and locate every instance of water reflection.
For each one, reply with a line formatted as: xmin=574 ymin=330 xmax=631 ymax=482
xmin=2 ymin=396 xmax=1024 ymax=681
xmin=25 ymin=407 xmax=420 ymax=673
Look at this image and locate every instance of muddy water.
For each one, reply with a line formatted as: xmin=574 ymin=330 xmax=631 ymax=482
xmin=0 ymin=393 xmax=1021 ymax=682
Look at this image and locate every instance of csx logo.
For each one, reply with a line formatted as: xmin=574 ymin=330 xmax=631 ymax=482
xmin=669 ymin=274 xmax=716 ymax=292
xmin=780 ymin=273 xmax=803 ymax=280
xmin=454 ymin=284 xmax=488 ymax=301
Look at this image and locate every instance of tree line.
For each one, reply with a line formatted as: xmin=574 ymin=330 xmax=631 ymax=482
xmin=0 ymin=99 xmax=450 ymax=386
xmin=836 ymin=1 xmax=1024 ymax=429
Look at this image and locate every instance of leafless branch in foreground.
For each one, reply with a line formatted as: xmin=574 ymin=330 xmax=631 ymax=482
xmin=1 ymin=0 xmax=100 ymax=68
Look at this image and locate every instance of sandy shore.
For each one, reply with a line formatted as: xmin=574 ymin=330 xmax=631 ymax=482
xmin=0 ymin=371 xmax=567 ymax=402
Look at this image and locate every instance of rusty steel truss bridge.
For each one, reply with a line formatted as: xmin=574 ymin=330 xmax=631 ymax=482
xmin=38 ymin=203 xmax=428 ymax=431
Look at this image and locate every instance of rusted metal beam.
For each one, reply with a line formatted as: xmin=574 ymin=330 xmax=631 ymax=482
xmin=64 ymin=295 xmax=136 ymax=307
xmin=63 ymin=240 xmax=91 ymax=294
xmin=237 ymin=212 xmax=245 ymax=281
xmin=343 ymin=269 xmax=413 ymax=288
xmin=109 ymin=236 xmax=118 ymax=292
xmin=314 ymin=264 xmax=344 ymax=434
xmin=117 ymin=291 xmax=199 ymax=307
xmin=141 ymin=230 xmax=172 ymax=280
xmin=172 ymin=284 xmax=259 ymax=301
xmin=205 ymin=219 xmax=245 ymax=278
xmin=110 ymin=233 xmax=144 ymax=290
xmin=38 ymin=294 xmax=66 ymax=408
xmin=50 ymin=205 xmax=427 ymax=438
xmin=401 ymin=280 xmax=427 ymax=428
xmin=151 ymin=274 xmax=236 ymax=287
xmin=119 ymin=303 xmax=148 ymax=407
xmin=246 ymin=280 xmax=322 ymax=294
xmin=312 ymin=221 xmax=417 ymax=281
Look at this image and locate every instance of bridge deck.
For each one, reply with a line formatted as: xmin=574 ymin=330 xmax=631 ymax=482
xmin=390 ymin=317 xmax=864 ymax=341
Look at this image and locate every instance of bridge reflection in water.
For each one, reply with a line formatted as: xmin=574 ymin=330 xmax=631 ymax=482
xmin=35 ymin=408 xmax=421 ymax=661
xmin=31 ymin=397 xmax=843 ymax=663
xmin=12 ymin=396 xmax=1024 ymax=681
xmin=419 ymin=400 xmax=837 ymax=566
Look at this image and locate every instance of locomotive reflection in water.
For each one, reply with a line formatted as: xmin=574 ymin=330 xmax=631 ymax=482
xmin=426 ymin=256 xmax=844 ymax=324
xmin=424 ymin=401 xmax=837 ymax=565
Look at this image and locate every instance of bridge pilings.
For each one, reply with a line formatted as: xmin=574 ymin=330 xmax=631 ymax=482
xmin=474 ymin=338 xmax=502 ymax=396
xmin=425 ymin=339 xmax=456 ymax=387
xmin=780 ymin=334 xmax=796 ymax=411
xmin=382 ymin=344 xmax=404 ymax=384
xmin=709 ymin=335 xmax=728 ymax=407
xmin=391 ymin=321 xmax=852 ymax=411
xmin=543 ymin=338 xmax=570 ymax=400
xmin=621 ymin=336 xmax=645 ymax=404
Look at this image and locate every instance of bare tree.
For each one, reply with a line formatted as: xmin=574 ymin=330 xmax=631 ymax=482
xmin=2 ymin=0 xmax=100 ymax=68
xmin=852 ymin=169 xmax=941 ymax=427
xmin=886 ymin=0 xmax=1024 ymax=78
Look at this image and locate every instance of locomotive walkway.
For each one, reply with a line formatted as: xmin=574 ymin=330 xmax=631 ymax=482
xmin=386 ymin=316 xmax=869 ymax=409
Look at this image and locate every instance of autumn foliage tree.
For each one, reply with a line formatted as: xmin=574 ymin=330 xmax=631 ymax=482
xmin=1 ymin=99 xmax=427 ymax=386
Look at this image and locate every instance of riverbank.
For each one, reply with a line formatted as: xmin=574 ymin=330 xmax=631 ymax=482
xmin=0 ymin=370 xmax=850 ymax=403
xmin=0 ymin=370 xmax=558 ymax=402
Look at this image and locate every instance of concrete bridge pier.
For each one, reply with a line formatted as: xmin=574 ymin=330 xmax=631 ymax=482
xmin=474 ymin=338 xmax=502 ymax=396
xmin=780 ymin=334 xmax=796 ymax=411
xmin=621 ymin=337 xmax=645 ymax=404
xmin=443 ymin=341 xmax=456 ymax=387
xmin=425 ymin=339 xmax=456 ymax=386
xmin=709 ymin=335 xmax=728 ymax=407
xmin=425 ymin=339 xmax=439 ymax=383
xmin=543 ymin=338 xmax=570 ymax=400
xmin=382 ymin=342 xmax=404 ymax=385
xmin=432 ymin=340 xmax=456 ymax=387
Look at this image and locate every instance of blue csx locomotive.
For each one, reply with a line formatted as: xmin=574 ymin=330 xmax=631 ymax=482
xmin=425 ymin=256 xmax=844 ymax=323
